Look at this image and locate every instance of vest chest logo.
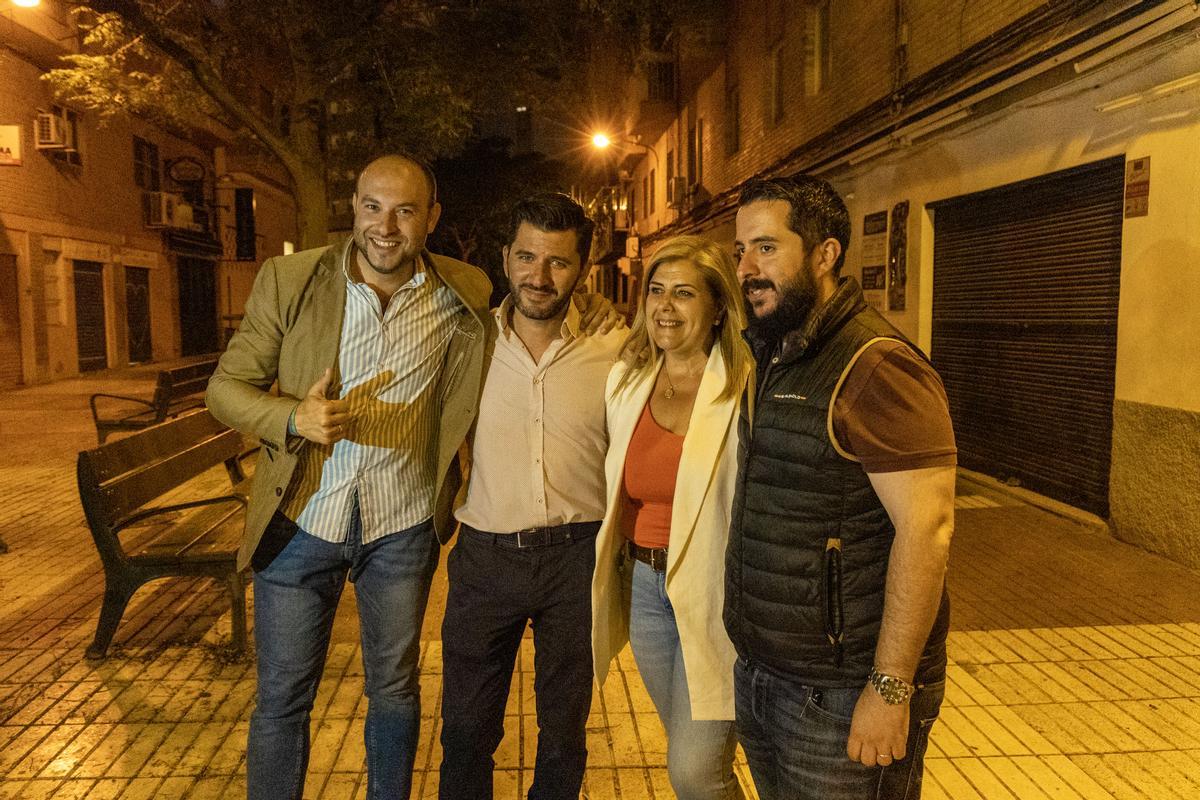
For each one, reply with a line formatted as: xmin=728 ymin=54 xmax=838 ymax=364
xmin=772 ymin=392 xmax=808 ymax=401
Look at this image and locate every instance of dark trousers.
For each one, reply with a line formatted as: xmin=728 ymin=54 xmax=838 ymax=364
xmin=439 ymin=524 xmax=598 ymax=800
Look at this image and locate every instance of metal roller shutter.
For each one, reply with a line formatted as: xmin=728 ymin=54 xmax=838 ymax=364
xmin=930 ymin=156 xmax=1124 ymax=517
xmin=74 ymin=260 xmax=108 ymax=372
xmin=0 ymin=254 xmax=22 ymax=388
xmin=126 ymin=267 xmax=152 ymax=364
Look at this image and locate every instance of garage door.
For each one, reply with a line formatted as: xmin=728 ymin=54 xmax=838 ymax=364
xmin=929 ymin=156 xmax=1124 ymax=517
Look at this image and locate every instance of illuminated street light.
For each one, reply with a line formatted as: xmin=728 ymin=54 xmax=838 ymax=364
xmin=12 ymin=0 xmax=41 ymax=7
xmin=590 ymin=131 xmax=658 ymax=172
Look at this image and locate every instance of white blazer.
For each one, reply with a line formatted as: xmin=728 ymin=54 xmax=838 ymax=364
xmin=591 ymin=345 xmax=750 ymax=720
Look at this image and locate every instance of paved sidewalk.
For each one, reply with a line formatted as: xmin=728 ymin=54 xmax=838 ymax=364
xmin=0 ymin=365 xmax=1198 ymax=799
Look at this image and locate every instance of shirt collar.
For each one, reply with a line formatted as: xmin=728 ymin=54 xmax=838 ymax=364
xmin=495 ymin=294 xmax=582 ymax=340
xmin=342 ymin=244 xmax=435 ymax=294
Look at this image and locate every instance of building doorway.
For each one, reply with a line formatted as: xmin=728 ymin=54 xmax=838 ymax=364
xmin=125 ymin=266 xmax=152 ymax=363
xmin=929 ymin=156 xmax=1124 ymax=517
xmin=74 ymin=260 xmax=108 ymax=372
xmin=177 ymin=257 xmax=219 ymax=356
xmin=0 ymin=254 xmax=22 ymax=388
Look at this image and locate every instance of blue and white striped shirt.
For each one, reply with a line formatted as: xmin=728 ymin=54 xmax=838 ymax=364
xmin=283 ymin=248 xmax=461 ymax=544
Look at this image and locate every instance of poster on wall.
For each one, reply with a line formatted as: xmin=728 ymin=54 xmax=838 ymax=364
xmin=1124 ymin=156 xmax=1149 ymax=217
xmin=860 ymin=211 xmax=887 ymax=311
xmin=0 ymin=126 xmax=22 ymax=166
xmin=887 ymin=201 xmax=909 ymax=312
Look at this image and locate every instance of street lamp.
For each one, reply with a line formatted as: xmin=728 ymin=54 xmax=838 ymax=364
xmin=12 ymin=0 xmax=41 ymax=7
xmin=590 ymin=131 xmax=659 ymax=173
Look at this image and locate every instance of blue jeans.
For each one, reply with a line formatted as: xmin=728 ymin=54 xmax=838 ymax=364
xmin=628 ymin=560 xmax=743 ymax=800
xmin=246 ymin=508 xmax=439 ymax=800
xmin=734 ymin=658 xmax=944 ymax=800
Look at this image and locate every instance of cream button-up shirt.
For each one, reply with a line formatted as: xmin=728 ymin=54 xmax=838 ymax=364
xmin=455 ymin=298 xmax=626 ymax=533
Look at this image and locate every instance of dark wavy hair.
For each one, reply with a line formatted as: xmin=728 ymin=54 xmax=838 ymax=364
xmin=504 ymin=192 xmax=595 ymax=266
xmin=738 ymin=175 xmax=851 ymax=274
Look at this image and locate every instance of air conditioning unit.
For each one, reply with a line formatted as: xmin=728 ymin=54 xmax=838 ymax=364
xmin=667 ymin=176 xmax=689 ymax=209
xmin=35 ymin=112 xmax=66 ymax=150
xmin=145 ymin=191 xmax=180 ymax=228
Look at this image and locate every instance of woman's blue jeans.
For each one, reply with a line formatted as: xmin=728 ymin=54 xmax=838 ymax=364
xmin=246 ymin=509 xmax=439 ymax=800
xmin=628 ymin=559 xmax=744 ymax=800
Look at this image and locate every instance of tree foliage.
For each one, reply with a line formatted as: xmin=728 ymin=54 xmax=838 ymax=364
xmin=43 ymin=0 xmax=641 ymax=249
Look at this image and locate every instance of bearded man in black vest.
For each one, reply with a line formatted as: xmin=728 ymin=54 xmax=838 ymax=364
xmin=725 ymin=176 xmax=958 ymax=800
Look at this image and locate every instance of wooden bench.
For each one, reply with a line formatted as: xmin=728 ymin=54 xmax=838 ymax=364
xmin=89 ymin=358 xmax=219 ymax=444
xmin=77 ymin=409 xmax=249 ymax=659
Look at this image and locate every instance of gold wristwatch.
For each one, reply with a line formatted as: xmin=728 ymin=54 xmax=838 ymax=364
xmin=869 ymin=668 xmax=915 ymax=705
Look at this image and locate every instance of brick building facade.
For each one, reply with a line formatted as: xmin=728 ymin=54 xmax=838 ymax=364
xmin=586 ymin=0 xmax=1200 ymax=568
xmin=0 ymin=0 xmax=296 ymax=385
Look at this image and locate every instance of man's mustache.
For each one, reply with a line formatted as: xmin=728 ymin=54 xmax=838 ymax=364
xmin=741 ymin=278 xmax=775 ymax=295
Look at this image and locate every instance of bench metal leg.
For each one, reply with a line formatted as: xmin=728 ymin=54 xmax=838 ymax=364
xmin=227 ymin=571 xmax=248 ymax=654
xmin=87 ymin=582 xmax=136 ymax=659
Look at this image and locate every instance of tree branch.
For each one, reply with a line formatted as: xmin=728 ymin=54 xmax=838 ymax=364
xmin=83 ymin=0 xmax=315 ymax=181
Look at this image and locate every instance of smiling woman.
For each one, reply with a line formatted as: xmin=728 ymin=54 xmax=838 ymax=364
xmin=592 ymin=234 xmax=754 ymax=800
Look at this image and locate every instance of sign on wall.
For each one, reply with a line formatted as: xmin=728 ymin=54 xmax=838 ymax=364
xmin=860 ymin=210 xmax=888 ymax=311
xmin=1124 ymin=156 xmax=1149 ymax=218
xmin=0 ymin=126 xmax=22 ymax=166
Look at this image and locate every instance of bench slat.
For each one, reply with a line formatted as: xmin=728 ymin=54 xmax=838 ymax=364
xmin=84 ymin=410 xmax=230 ymax=482
xmin=99 ymin=434 xmax=244 ymax=525
xmin=93 ymin=359 xmax=218 ymax=443
xmin=127 ymin=502 xmax=242 ymax=562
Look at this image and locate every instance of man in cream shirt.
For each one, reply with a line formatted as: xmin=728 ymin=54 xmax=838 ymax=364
xmin=439 ymin=193 xmax=626 ymax=799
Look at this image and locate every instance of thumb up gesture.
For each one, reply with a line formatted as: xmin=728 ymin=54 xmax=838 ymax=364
xmin=293 ymin=368 xmax=351 ymax=445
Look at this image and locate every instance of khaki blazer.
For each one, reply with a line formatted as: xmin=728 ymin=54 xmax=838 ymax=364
xmin=591 ymin=347 xmax=750 ymax=720
xmin=206 ymin=238 xmax=491 ymax=571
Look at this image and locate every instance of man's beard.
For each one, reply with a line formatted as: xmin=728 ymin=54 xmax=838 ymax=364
xmin=353 ymin=231 xmax=417 ymax=275
xmin=744 ymin=270 xmax=817 ymax=342
xmin=510 ymin=283 xmax=574 ymax=321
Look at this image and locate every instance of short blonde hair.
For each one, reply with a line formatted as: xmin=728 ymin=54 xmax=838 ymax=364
xmin=616 ymin=235 xmax=751 ymax=402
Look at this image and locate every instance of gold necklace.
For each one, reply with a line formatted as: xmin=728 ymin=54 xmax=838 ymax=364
xmin=662 ymin=359 xmax=703 ymax=399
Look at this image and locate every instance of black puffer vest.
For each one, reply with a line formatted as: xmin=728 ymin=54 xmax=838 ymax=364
xmin=724 ymin=278 xmax=949 ymax=687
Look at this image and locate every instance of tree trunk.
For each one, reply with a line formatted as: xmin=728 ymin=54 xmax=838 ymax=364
xmin=292 ymin=164 xmax=330 ymax=251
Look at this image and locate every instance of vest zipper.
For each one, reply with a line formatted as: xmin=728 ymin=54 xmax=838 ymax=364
xmin=824 ymin=537 xmax=845 ymax=668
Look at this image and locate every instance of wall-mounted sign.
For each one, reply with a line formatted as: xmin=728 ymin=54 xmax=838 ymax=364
xmin=167 ymin=156 xmax=206 ymax=184
xmin=0 ymin=125 xmax=22 ymax=166
xmin=861 ymin=266 xmax=886 ymax=291
xmin=1124 ymin=156 xmax=1149 ymax=218
xmin=860 ymin=211 xmax=887 ymax=300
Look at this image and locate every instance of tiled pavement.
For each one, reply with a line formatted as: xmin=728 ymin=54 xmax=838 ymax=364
xmin=0 ymin=364 xmax=1198 ymax=799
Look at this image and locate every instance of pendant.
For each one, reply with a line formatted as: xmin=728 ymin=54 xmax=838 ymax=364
xmin=664 ymin=386 xmax=675 ymax=399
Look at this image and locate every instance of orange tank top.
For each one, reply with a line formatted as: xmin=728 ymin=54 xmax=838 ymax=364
xmin=622 ymin=402 xmax=684 ymax=550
